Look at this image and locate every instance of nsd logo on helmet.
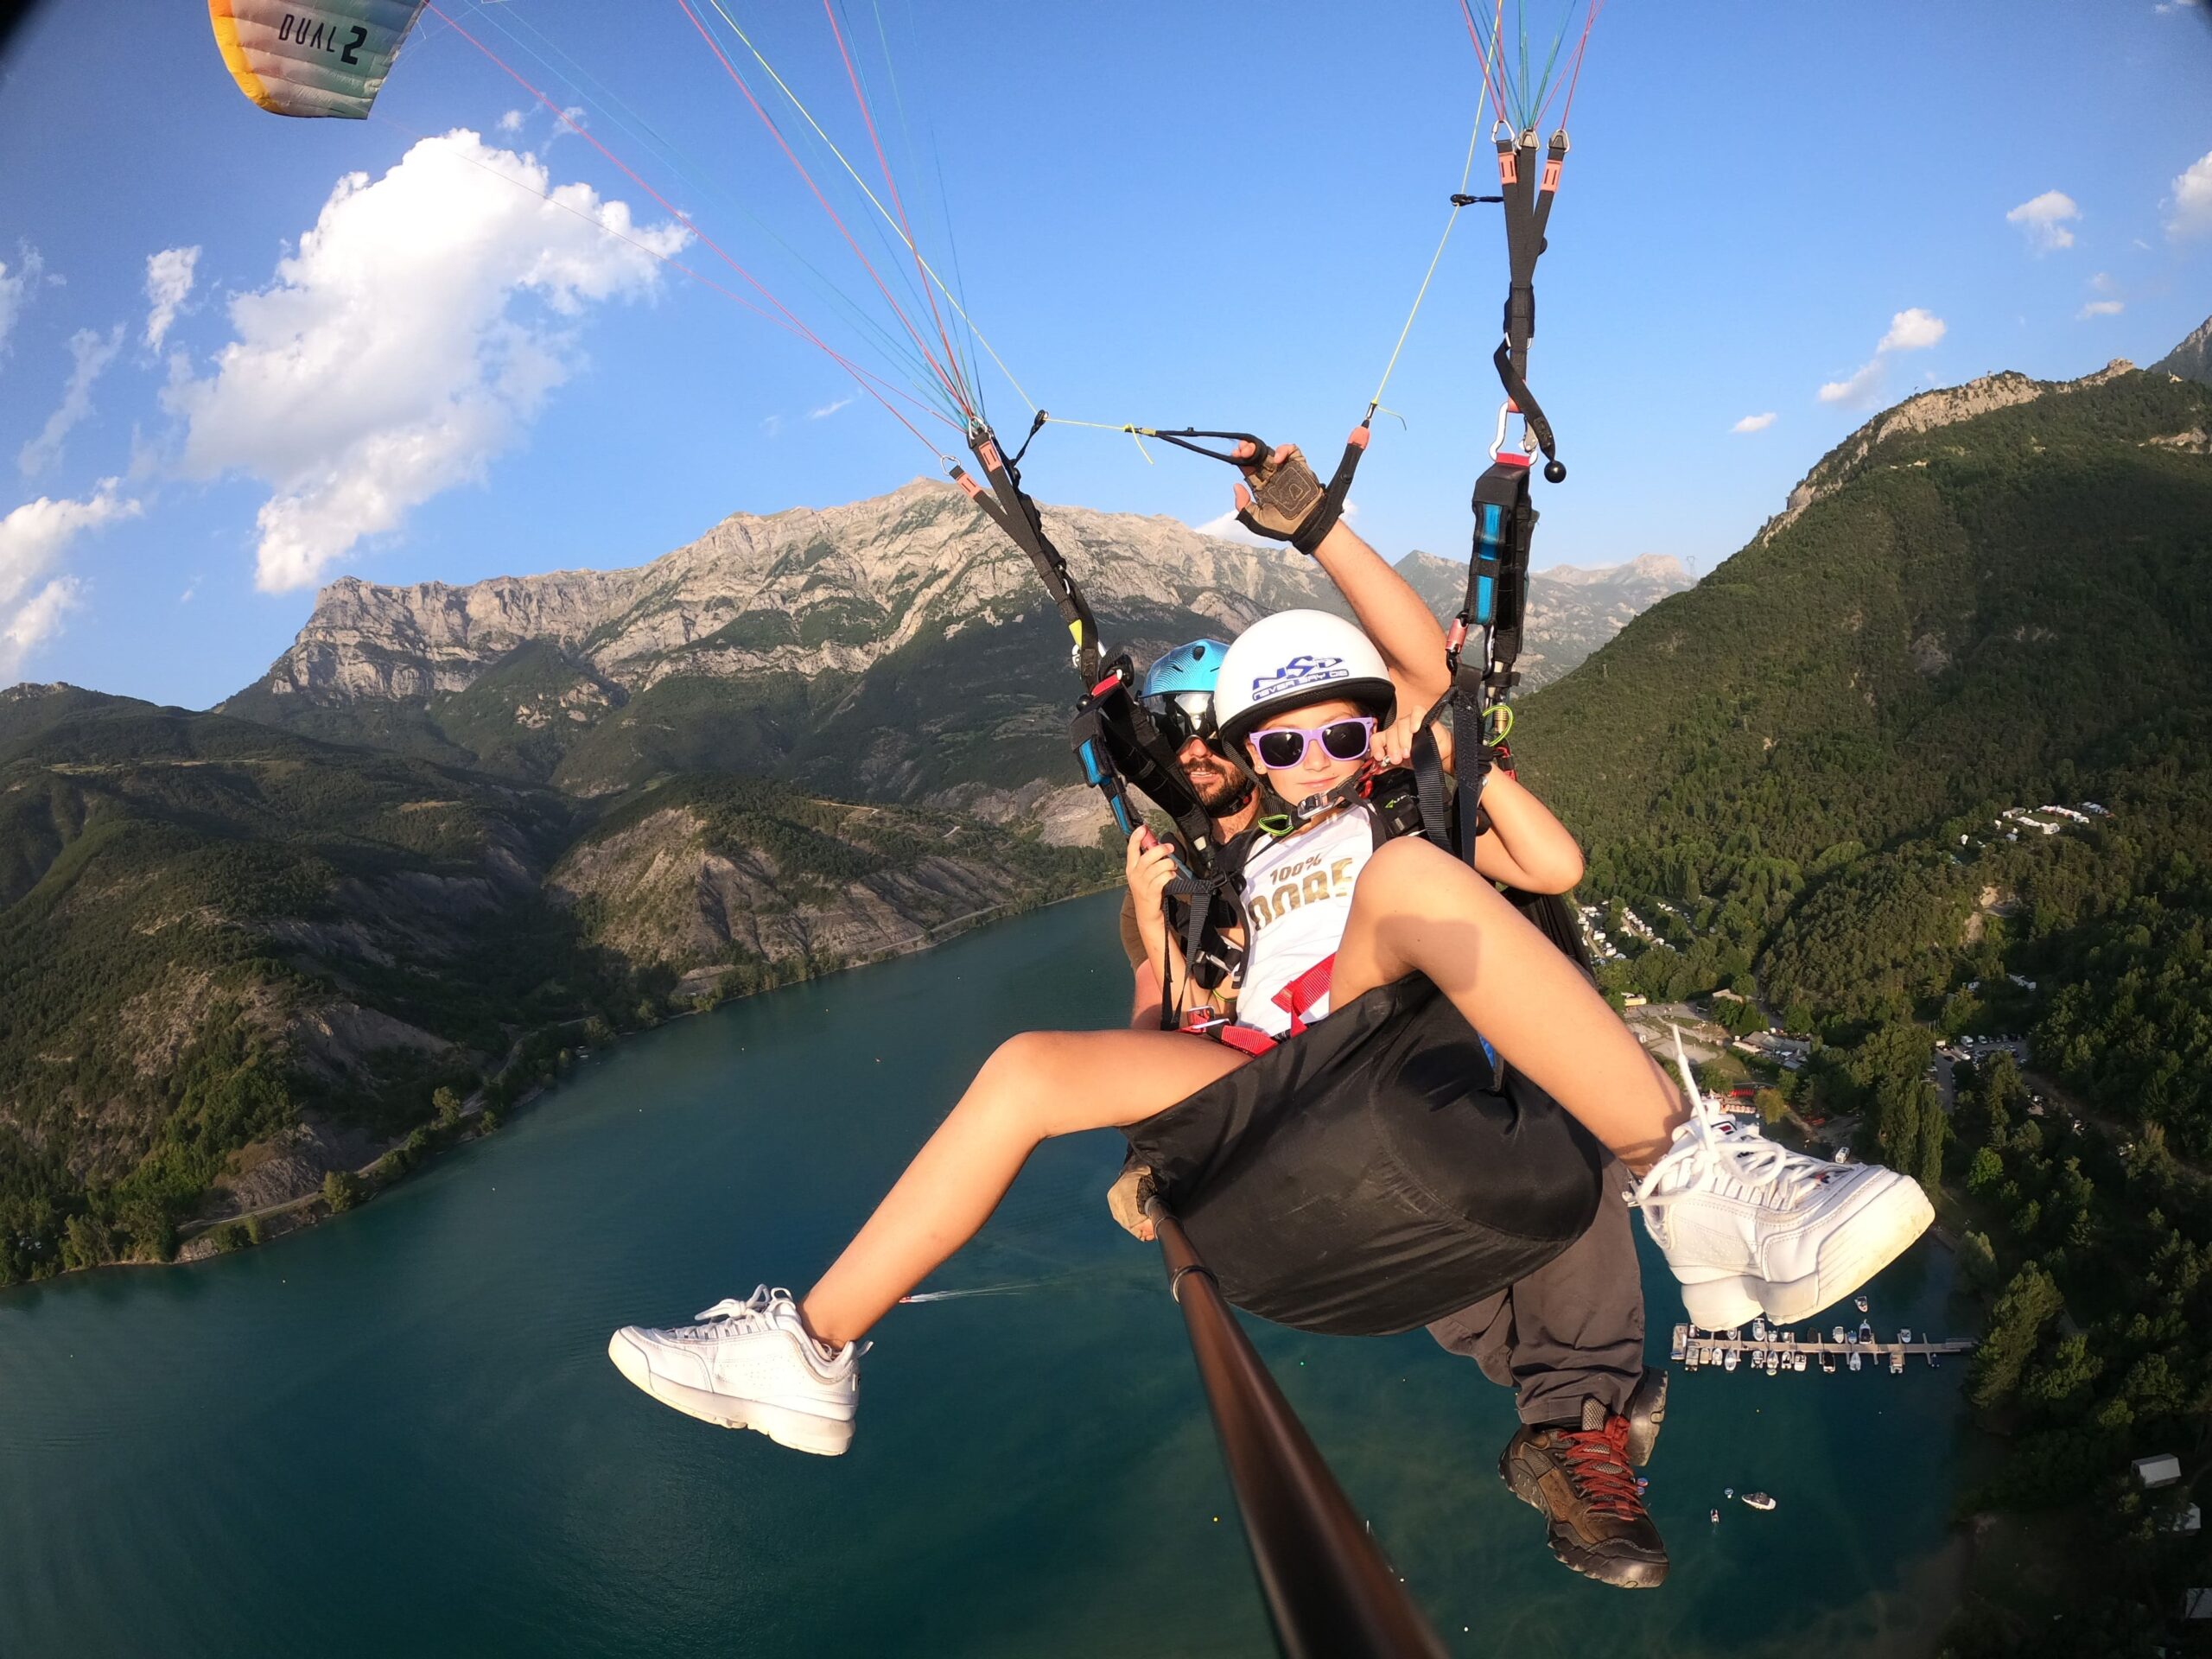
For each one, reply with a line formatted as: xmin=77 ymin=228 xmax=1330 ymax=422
xmin=1250 ymin=654 xmax=1346 ymax=698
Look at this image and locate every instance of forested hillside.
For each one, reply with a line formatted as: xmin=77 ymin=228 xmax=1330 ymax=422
xmin=1516 ymin=349 xmax=2212 ymax=1651
xmin=0 ymin=691 xmax=1109 ymax=1285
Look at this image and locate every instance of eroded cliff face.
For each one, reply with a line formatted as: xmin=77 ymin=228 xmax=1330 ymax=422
xmin=226 ymin=480 xmax=1694 ymax=804
xmin=245 ymin=481 xmax=1327 ymax=707
xmin=1756 ymin=361 xmax=2141 ymax=544
xmin=546 ymin=790 xmax=1102 ymax=998
xmin=1398 ymin=550 xmax=1694 ymax=690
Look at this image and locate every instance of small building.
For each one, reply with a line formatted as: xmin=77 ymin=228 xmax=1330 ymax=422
xmin=2168 ymin=1503 xmax=2203 ymax=1535
xmin=2134 ymin=1453 xmax=2183 ymax=1489
xmin=2184 ymin=1588 xmax=2212 ymax=1619
xmin=1623 ymin=994 xmax=1647 ymax=1007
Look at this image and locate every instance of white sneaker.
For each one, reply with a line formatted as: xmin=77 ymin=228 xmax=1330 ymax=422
xmin=1633 ymin=1032 xmax=1934 ymax=1328
xmin=607 ymin=1286 xmax=862 ymax=1456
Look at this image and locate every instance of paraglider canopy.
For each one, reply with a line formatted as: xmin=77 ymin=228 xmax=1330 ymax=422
xmin=208 ymin=0 xmax=429 ymax=120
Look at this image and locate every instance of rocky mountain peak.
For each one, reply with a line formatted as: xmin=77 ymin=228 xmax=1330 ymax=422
xmin=2155 ymin=314 xmax=2212 ymax=385
xmin=1756 ymin=354 xmax=2157 ymax=546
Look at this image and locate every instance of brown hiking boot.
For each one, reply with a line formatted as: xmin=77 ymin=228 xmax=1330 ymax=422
xmin=1624 ymin=1365 xmax=1668 ymax=1467
xmin=1498 ymin=1398 xmax=1670 ymax=1589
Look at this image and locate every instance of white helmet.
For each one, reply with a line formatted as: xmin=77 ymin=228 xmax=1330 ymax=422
xmin=1214 ymin=609 xmax=1396 ymax=747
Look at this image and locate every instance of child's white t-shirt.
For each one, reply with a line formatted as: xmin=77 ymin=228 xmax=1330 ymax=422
xmin=1236 ymin=807 xmax=1376 ymax=1037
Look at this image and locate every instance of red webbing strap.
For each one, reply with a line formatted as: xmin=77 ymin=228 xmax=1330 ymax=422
xmin=1272 ymin=953 xmax=1338 ymax=1039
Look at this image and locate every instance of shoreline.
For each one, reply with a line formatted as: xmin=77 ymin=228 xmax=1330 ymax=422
xmin=7 ymin=878 xmax=1122 ymax=1294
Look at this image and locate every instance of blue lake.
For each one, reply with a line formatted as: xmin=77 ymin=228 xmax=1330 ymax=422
xmin=0 ymin=893 xmax=1971 ymax=1656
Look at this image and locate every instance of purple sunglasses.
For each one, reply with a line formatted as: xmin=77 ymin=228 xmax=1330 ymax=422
xmin=1250 ymin=716 xmax=1378 ymax=772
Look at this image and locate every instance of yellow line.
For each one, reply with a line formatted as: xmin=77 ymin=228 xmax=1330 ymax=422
xmin=698 ymin=0 xmax=1034 ymax=411
xmin=1366 ymin=21 xmax=1503 ymax=410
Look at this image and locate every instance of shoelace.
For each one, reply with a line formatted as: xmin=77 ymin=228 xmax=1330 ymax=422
xmin=1634 ymin=1024 xmax=1831 ymax=1212
xmin=1554 ymin=1417 xmax=1646 ymax=1521
xmin=686 ymin=1285 xmax=785 ymax=1332
xmin=683 ymin=1287 xmax=861 ymax=1365
xmin=1634 ymin=1110 xmax=1828 ymax=1212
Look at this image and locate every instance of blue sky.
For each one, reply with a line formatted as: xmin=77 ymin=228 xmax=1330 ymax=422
xmin=1 ymin=0 xmax=2208 ymax=710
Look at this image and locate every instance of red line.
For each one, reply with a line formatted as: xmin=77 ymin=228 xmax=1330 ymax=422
xmin=376 ymin=106 xmax=945 ymax=426
xmin=673 ymin=0 xmax=968 ymax=416
xmin=1459 ymin=0 xmax=1511 ymax=130
xmin=422 ymin=3 xmax=951 ymax=456
xmin=1548 ymin=0 xmax=1603 ymax=132
xmin=819 ymin=0 xmax=969 ymax=418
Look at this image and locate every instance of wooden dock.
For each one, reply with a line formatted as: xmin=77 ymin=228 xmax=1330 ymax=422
xmin=1671 ymin=1323 xmax=1975 ymax=1372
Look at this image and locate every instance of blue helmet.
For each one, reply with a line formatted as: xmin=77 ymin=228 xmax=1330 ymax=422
xmin=1141 ymin=639 xmax=1230 ymax=746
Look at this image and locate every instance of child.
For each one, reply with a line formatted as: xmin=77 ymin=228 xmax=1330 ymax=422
xmin=608 ymin=611 xmax=1932 ymax=1453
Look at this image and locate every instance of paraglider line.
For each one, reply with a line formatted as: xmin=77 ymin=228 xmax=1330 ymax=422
xmin=673 ymin=0 xmax=973 ymax=420
xmin=464 ymin=0 xmax=954 ymax=410
xmin=371 ymin=109 xmax=957 ymax=442
xmin=1363 ymin=11 xmax=1503 ymax=413
xmin=694 ymin=0 xmax=1038 ymax=414
xmin=820 ymin=0 xmax=975 ymax=421
xmin=425 ymin=3 xmax=957 ymax=460
xmin=1547 ymin=0 xmax=1603 ymax=132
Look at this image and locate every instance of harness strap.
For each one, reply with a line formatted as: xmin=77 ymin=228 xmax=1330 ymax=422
xmin=958 ymin=422 xmax=1101 ymax=682
xmin=1273 ymin=953 xmax=1337 ymax=1039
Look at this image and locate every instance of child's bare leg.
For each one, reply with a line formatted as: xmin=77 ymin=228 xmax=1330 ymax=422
xmin=801 ymin=1029 xmax=1247 ymax=1345
xmin=1329 ymin=838 xmax=1687 ymax=1172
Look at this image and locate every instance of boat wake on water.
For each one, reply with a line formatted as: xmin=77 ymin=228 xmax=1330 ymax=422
xmin=898 ymin=1281 xmax=1060 ymax=1304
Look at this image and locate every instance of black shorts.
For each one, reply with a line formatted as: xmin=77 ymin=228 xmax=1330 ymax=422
xmin=1122 ymin=974 xmax=1605 ymax=1337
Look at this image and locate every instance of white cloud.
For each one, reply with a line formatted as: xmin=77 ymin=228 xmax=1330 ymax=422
xmin=2005 ymin=190 xmax=2079 ymax=252
xmin=542 ymin=106 xmax=588 ymax=151
xmin=2079 ymin=299 xmax=2125 ymax=319
xmin=1878 ymin=307 xmax=1948 ymax=353
xmin=808 ymin=396 xmax=854 ymax=420
xmin=167 ymin=130 xmax=687 ymax=593
xmin=498 ymin=110 xmax=525 ymax=134
xmin=0 ymin=480 xmax=139 ymax=680
xmin=760 ymin=413 xmax=785 ymax=439
xmin=1818 ymin=308 xmax=1948 ymax=410
xmin=0 ymin=246 xmax=46 ymax=361
xmin=19 ymin=326 xmax=124 ymax=476
xmin=1191 ymin=509 xmax=1271 ymax=546
xmin=1818 ymin=360 xmax=1885 ymax=406
xmin=3 ymin=578 xmax=83 ymax=676
xmin=2168 ymin=149 xmax=2212 ymax=239
xmin=143 ymin=246 xmax=200 ymax=351
xmin=1731 ymin=411 xmax=1777 ymax=434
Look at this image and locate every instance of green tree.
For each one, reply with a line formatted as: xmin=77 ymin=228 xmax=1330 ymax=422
xmin=1969 ymin=1262 xmax=2065 ymax=1410
xmin=1957 ymin=1229 xmax=2000 ymax=1290
xmin=1967 ymin=1145 xmax=2005 ymax=1192
xmin=1915 ymin=1084 xmax=1947 ymax=1192
xmin=432 ymin=1086 xmax=463 ymax=1128
xmin=2019 ymin=1331 xmax=2101 ymax=1414
xmin=322 ymin=1169 xmax=361 ymax=1214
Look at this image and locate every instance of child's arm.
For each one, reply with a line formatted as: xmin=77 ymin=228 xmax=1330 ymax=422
xmin=1468 ymin=769 xmax=1586 ymax=893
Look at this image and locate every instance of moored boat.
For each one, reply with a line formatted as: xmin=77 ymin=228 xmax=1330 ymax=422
xmin=1741 ymin=1491 xmax=1777 ymax=1512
